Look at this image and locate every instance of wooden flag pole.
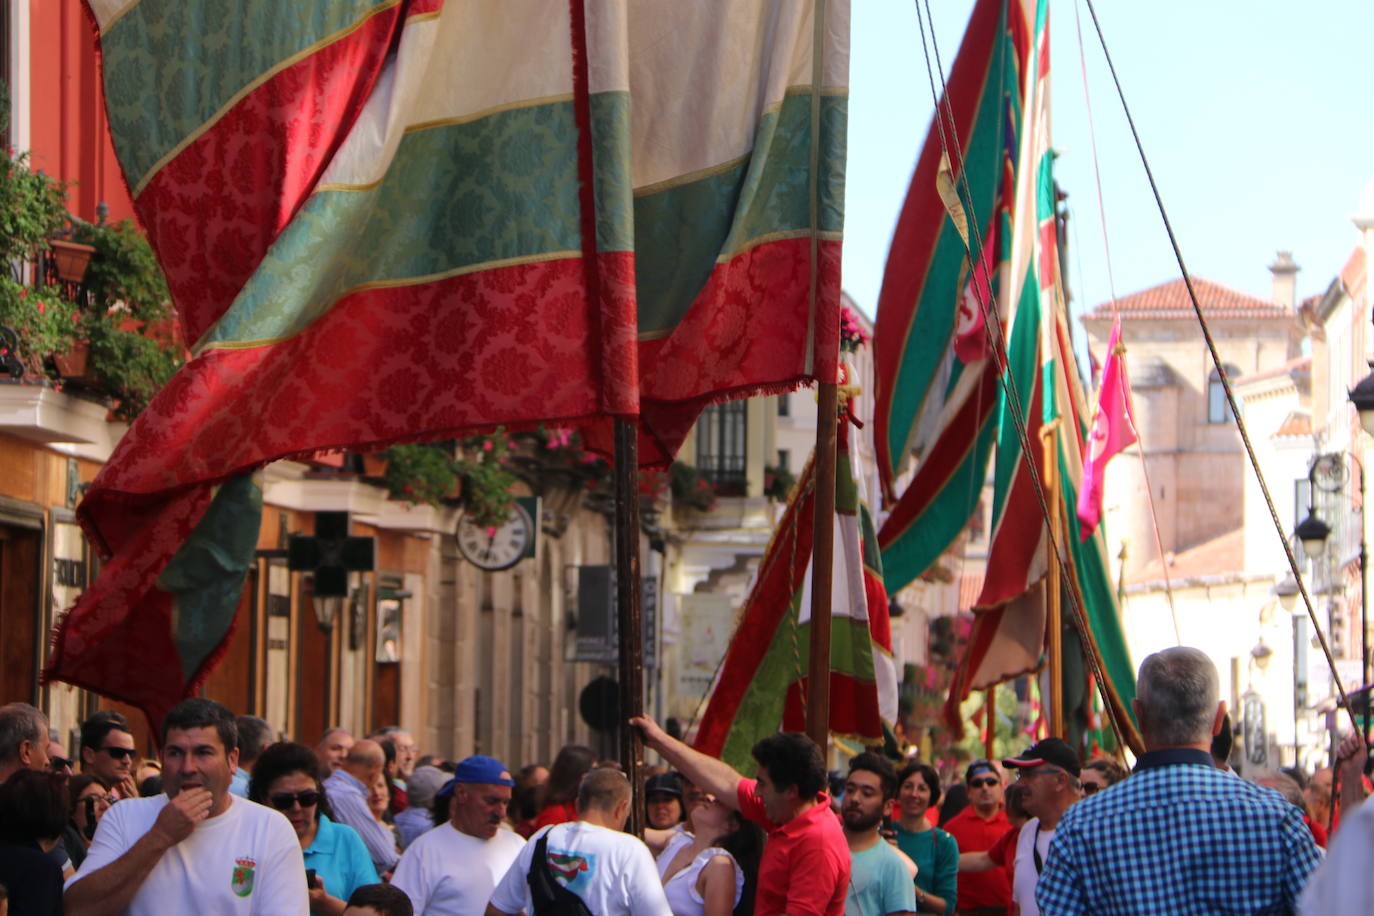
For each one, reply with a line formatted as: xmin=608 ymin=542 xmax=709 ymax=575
xmin=1042 ymin=421 xmax=1064 ymax=738
xmin=614 ymin=418 xmax=645 ymax=836
xmin=984 ymin=686 xmax=996 ymax=760
xmin=806 ymin=381 xmax=839 ymax=751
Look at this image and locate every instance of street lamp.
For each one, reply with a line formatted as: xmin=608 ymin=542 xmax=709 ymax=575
xmin=1274 ymin=574 xmax=1299 ymax=613
xmin=1296 ymin=452 xmax=1368 ymax=745
xmin=1349 ymin=370 xmax=1374 ymax=438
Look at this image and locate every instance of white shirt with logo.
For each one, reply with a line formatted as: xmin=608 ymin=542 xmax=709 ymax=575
xmin=1012 ymin=817 xmax=1054 ymax=916
xmin=68 ymin=794 xmax=307 ymax=915
xmin=488 ymin=821 xmax=672 ymax=916
xmin=391 ymin=821 xmax=525 ymax=915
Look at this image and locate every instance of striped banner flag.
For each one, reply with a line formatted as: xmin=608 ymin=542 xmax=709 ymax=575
xmin=944 ymin=0 xmax=1140 ymax=750
xmin=874 ymin=0 xmax=1029 ymax=593
xmin=45 ymin=0 xmax=847 ymax=730
xmin=694 ymin=413 xmax=896 ymax=774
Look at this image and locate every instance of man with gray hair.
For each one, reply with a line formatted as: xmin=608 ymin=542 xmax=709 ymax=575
xmin=1037 ymin=647 xmax=1320 ymax=914
xmin=0 ymin=702 xmax=51 ymax=782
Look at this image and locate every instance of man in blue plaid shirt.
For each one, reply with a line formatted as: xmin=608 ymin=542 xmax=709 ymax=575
xmin=1036 ymin=647 xmax=1320 ymax=914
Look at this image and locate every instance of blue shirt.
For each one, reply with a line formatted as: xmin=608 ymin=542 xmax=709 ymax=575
xmin=846 ymin=840 xmax=916 ymax=916
xmin=229 ymin=767 xmax=250 ymax=798
xmin=324 ymin=769 xmax=400 ymax=872
xmin=1036 ymin=748 xmax=1322 ymax=915
xmin=395 ymin=806 xmax=434 ymax=850
xmin=303 ymin=814 xmax=379 ymax=903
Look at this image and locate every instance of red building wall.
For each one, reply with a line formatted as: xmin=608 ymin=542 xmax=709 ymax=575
xmin=27 ymin=0 xmax=137 ymax=224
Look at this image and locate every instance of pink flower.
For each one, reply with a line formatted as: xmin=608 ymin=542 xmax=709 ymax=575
xmin=482 ymin=440 xmax=493 ymax=452
xmin=36 ymin=301 xmax=45 ymax=315
xmin=484 ymin=526 xmax=497 ymax=538
xmin=18 ymin=288 xmax=26 ymax=299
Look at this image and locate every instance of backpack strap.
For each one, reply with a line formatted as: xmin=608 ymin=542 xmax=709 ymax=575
xmin=526 ymin=829 xmax=595 ymax=916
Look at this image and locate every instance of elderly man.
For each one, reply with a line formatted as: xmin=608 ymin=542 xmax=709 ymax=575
xmin=325 ymin=739 xmax=401 ymax=875
xmin=64 ymin=698 xmax=306 ymax=915
xmin=317 ymin=727 xmax=355 ymax=774
xmin=959 ymin=738 xmax=1082 ymax=916
xmin=392 ymin=756 xmax=525 ymax=914
xmin=1037 ymin=647 xmax=1321 ymax=914
xmin=487 ymin=767 xmax=671 ymax=916
xmin=942 ymin=760 xmax=1011 ymax=916
xmin=631 ymin=714 xmax=849 ymax=916
xmin=0 ymin=702 xmax=51 ymax=781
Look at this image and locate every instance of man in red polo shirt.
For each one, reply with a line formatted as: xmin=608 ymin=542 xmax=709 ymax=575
xmin=942 ymin=760 xmax=1011 ymax=916
xmin=631 ymin=715 xmax=849 ymax=916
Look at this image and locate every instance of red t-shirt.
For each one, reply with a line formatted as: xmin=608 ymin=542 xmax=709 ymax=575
xmin=531 ymin=800 xmax=578 ymax=832
xmin=737 ymin=777 xmax=850 ymax=916
xmin=944 ymin=805 xmax=1013 ymax=910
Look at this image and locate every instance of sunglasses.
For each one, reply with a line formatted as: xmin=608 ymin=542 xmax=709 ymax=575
xmin=969 ymin=777 xmax=999 ymax=788
xmin=50 ymin=756 xmax=73 ymax=771
xmin=100 ymin=746 xmax=137 ymax=761
xmin=1083 ymin=783 xmax=1101 ymax=795
xmin=270 ymin=790 xmax=321 ymax=810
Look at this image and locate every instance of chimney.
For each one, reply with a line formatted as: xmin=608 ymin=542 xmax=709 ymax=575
xmin=1269 ymin=250 xmax=1299 ymax=309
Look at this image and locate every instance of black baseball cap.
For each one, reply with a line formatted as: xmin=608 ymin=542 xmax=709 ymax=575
xmin=1003 ymin=738 xmax=1081 ymax=778
xmin=645 ymin=772 xmax=682 ymax=799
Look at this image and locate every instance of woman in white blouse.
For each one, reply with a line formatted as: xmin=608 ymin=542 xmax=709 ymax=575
xmin=645 ymin=793 xmax=762 ymax=916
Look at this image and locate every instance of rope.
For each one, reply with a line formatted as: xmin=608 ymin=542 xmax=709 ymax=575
xmin=1080 ymin=0 xmax=1358 ymax=732
xmin=913 ymin=0 xmax=1137 ymax=753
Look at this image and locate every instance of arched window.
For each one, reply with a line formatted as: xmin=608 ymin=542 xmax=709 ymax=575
xmin=1208 ymin=365 xmax=1238 ymax=424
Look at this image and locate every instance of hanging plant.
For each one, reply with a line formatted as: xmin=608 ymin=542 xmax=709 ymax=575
xmin=0 ymin=281 xmax=78 ymax=373
xmin=762 ymin=463 xmax=797 ymax=502
xmin=840 ymin=304 xmax=870 ymax=353
xmin=670 ymin=461 xmax=717 ymax=512
xmin=382 ymin=443 xmax=458 ymax=506
xmin=454 ymin=430 xmax=519 ymax=528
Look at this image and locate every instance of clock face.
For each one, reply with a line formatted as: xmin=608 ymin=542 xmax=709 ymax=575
xmin=456 ymin=502 xmax=534 ymax=571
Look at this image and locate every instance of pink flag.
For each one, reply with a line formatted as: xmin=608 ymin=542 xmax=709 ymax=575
xmin=1077 ymin=316 xmax=1136 ymax=539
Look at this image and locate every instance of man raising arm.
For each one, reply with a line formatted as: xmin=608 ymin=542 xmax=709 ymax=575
xmin=631 ymin=715 xmax=850 ymax=916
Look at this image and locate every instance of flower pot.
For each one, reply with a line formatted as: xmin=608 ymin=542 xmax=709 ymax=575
xmin=361 ymin=451 xmax=389 ymax=478
xmin=53 ymin=339 xmax=90 ymax=378
xmin=49 ymin=239 xmax=97 ymax=285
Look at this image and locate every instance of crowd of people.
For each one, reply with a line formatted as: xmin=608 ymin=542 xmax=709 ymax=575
xmin=0 ymin=646 xmax=1372 ymax=914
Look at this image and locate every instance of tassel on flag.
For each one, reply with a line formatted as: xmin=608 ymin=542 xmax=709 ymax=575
xmin=1076 ymin=316 xmax=1136 ymax=540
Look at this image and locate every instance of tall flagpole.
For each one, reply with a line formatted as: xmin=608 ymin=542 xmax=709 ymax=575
xmin=1042 ymin=420 xmax=1064 ymax=738
xmin=806 ymin=382 xmax=838 ymax=750
xmin=614 ymin=419 xmax=644 ymax=836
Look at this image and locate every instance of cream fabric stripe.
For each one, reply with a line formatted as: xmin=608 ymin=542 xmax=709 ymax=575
xmin=88 ymin=0 xmax=138 ymax=32
xmin=619 ymin=0 xmax=849 ymax=190
xmin=315 ymin=0 xmax=579 ymax=191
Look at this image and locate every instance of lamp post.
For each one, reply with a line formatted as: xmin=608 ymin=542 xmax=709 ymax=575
xmin=1295 ymin=452 xmax=1368 ymax=744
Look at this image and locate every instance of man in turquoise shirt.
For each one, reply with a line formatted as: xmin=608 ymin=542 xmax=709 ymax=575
xmin=843 ymin=753 xmax=916 ymax=916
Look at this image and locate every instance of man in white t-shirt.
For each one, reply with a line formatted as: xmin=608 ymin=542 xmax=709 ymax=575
xmin=486 ymin=767 xmax=672 ymax=916
xmin=64 ymin=698 xmax=307 ymax=916
xmin=391 ymin=755 xmax=525 ymax=914
xmin=998 ymin=739 xmax=1081 ymax=916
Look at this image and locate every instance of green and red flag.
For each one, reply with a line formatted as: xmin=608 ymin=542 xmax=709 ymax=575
xmin=941 ymin=0 xmax=1140 ymax=751
xmin=874 ymin=0 xmax=1030 ymax=593
xmin=46 ymin=0 xmax=848 ymax=730
xmin=694 ymin=412 xmax=896 ymax=774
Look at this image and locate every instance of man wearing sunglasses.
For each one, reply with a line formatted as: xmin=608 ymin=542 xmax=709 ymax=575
xmin=942 ymin=761 xmax=1011 ymax=916
xmin=79 ymin=711 xmax=138 ymax=801
xmin=64 ymin=697 xmax=307 ymax=915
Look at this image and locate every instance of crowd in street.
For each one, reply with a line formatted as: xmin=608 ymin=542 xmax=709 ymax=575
xmin=0 ymin=647 xmax=1372 ymax=915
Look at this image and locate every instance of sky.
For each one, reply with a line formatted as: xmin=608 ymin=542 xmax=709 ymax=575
xmin=842 ymin=0 xmax=1374 ymax=328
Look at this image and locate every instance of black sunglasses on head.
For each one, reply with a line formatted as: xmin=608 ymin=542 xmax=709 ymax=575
xmin=100 ymin=746 xmax=137 ymax=761
xmin=270 ymin=790 xmax=321 ymax=810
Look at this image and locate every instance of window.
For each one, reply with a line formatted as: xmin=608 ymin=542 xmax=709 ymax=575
xmin=778 ymin=392 xmax=790 ymax=417
xmin=696 ymin=401 xmax=747 ymax=495
xmin=777 ymin=449 xmax=790 ymax=472
xmin=1208 ymin=365 xmax=1239 ymax=424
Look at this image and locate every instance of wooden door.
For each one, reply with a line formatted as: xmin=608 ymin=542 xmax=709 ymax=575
xmin=0 ymin=524 xmax=41 ymax=705
xmin=296 ymin=580 xmax=332 ymax=745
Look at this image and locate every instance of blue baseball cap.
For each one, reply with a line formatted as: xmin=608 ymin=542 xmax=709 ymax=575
xmin=437 ymin=755 xmax=515 ymax=797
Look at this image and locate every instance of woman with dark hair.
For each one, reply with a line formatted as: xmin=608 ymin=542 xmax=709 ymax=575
xmin=510 ymin=763 xmax=549 ymax=838
xmin=0 ymin=770 xmax=69 ymax=916
xmin=61 ymin=774 xmax=112 ymax=870
xmin=893 ymin=762 xmax=957 ymax=914
xmin=249 ymin=741 xmax=379 ymax=915
xmin=532 ymin=744 xmax=597 ymax=831
xmin=645 ymin=794 xmax=763 ymax=916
